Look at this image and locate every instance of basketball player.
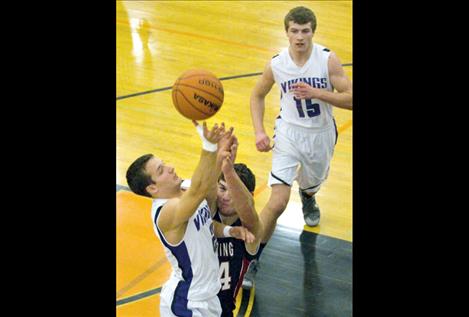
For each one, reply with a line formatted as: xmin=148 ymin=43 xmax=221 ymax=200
xmin=245 ymin=6 xmax=353 ymax=287
xmin=214 ymin=142 xmax=263 ymax=317
xmin=126 ymin=122 xmax=255 ymax=317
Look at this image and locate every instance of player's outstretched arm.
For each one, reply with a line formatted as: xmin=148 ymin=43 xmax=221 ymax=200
xmin=206 ymin=124 xmax=236 ymax=215
xmin=158 ymin=122 xmax=230 ymax=233
xmin=221 ymin=150 xmax=264 ymax=254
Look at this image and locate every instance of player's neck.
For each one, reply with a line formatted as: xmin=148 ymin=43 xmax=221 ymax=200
xmin=219 ymin=213 xmax=239 ymax=226
xmin=288 ymin=44 xmax=313 ymax=67
xmin=154 ymin=188 xmax=184 ymax=199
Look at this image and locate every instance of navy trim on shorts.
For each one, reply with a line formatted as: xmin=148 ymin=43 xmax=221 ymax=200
xmin=333 ymin=118 xmax=338 ymax=145
xmin=300 ymin=183 xmax=321 ymax=192
xmin=270 ymin=172 xmax=291 ymax=187
xmin=171 ymin=280 xmax=192 ymax=317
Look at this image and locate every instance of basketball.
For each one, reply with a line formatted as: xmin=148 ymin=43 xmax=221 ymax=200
xmin=172 ymin=69 xmax=224 ymax=120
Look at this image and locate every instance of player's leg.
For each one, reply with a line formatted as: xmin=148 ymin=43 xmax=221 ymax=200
xmin=260 ymin=184 xmax=292 ymax=243
xmin=297 ymin=124 xmax=337 ymax=226
xmin=244 ymin=119 xmax=300 ymax=289
xmin=297 ymin=164 xmax=323 ymax=227
xmin=260 ymin=119 xmax=298 ymax=243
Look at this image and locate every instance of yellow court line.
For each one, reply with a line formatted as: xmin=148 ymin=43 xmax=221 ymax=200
xmin=244 ymin=286 xmax=256 ymax=317
xmin=338 ymin=119 xmax=353 ymax=134
xmin=233 ymin=288 xmax=243 ymax=316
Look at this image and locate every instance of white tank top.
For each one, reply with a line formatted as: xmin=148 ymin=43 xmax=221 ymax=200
xmin=151 ymin=189 xmax=221 ymax=301
xmin=271 ymin=43 xmax=334 ymax=130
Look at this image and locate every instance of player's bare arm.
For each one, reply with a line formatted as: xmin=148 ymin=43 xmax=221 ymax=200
xmin=213 ymin=221 xmax=255 ymax=244
xmin=206 ymin=127 xmax=236 ymax=215
xmin=291 ymin=52 xmax=352 ymax=110
xmin=250 ymin=62 xmax=275 ymax=152
xmin=157 ymin=122 xmax=229 ymax=244
xmin=221 ymin=149 xmax=264 ymax=254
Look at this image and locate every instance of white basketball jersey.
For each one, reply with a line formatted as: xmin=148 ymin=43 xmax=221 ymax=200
xmin=151 ymin=195 xmax=221 ymax=302
xmin=271 ymin=44 xmax=334 ymax=130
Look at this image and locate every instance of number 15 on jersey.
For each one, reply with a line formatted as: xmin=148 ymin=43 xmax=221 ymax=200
xmin=294 ymin=97 xmax=320 ymax=118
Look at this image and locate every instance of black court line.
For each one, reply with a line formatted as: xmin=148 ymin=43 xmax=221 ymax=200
xmin=116 ymin=184 xmax=130 ymax=191
xmin=116 ymin=287 xmax=162 ymax=306
xmin=116 ymin=64 xmax=353 ymax=101
xmin=117 ymin=257 xmax=168 ymax=298
xmin=116 ymin=72 xmax=261 ymax=101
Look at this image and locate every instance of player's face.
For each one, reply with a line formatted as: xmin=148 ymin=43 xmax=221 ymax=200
xmin=217 ymin=180 xmax=237 ymax=217
xmin=286 ymin=21 xmax=313 ymax=53
xmin=146 ymin=157 xmax=181 ymax=189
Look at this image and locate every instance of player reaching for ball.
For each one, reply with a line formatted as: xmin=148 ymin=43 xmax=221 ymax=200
xmin=126 ymin=121 xmax=255 ymax=317
xmin=215 ymin=139 xmax=263 ymax=317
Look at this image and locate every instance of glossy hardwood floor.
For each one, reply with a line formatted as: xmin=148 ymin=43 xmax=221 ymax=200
xmin=116 ymin=1 xmax=352 ymax=316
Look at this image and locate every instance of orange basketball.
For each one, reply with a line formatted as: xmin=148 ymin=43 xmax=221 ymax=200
xmin=172 ymin=69 xmax=224 ymax=120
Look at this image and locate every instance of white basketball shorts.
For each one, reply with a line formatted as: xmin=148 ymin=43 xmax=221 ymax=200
xmin=268 ymin=118 xmax=337 ymax=194
xmin=160 ymin=278 xmax=222 ymax=317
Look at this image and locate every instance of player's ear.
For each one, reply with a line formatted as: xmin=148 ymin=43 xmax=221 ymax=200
xmin=146 ymin=184 xmax=158 ymax=196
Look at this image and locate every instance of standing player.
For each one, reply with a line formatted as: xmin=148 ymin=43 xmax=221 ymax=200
xmin=126 ymin=122 xmax=254 ymax=317
xmin=214 ymin=139 xmax=263 ymax=317
xmin=246 ymin=6 xmax=352 ymax=286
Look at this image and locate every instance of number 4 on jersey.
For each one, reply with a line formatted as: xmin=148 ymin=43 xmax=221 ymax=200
xmin=219 ymin=261 xmax=231 ymax=290
xmin=294 ymin=97 xmax=320 ymax=118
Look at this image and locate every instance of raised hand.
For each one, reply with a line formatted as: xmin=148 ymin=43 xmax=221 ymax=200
xmin=192 ymin=120 xmax=226 ymax=144
xmin=217 ymin=125 xmax=235 ymax=153
xmin=221 ymin=135 xmax=238 ymax=174
xmin=230 ymin=135 xmax=238 ymax=162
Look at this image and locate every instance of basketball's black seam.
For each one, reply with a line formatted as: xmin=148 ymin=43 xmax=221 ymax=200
xmin=172 ymin=83 xmax=184 ymax=115
xmin=177 ymin=83 xmax=224 ymax=103
xmin=174 ymin=89 xmax=212 ymax=116
xmin=174 ymin=88 xmax=196 ymax=117
xmin=176 ymin=89 xmax=212 ymax=116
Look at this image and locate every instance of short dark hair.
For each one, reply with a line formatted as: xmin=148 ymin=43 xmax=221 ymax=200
xmin=284 ymin=6 xmax=317 ymax=32
xmin=219 ymin=163 xmax=256 ymax=193
xmin=126 ymin=154 xmax=155 ymax=197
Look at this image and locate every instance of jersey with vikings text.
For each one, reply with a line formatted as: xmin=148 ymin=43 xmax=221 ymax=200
xmin=271 ymin=43 xmax=334 ymax=130
xmin=214 ymin=210 xmax=258 ymax=317
xmin=152 ymin=196 xmax=221 ymax=302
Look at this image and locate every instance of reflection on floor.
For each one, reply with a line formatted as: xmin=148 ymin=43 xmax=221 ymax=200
xmin=249 ymin=225 xmax=352 ymax=317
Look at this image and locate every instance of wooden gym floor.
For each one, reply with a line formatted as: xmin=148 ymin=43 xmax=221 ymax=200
xmin=116 ymin=1 xmax=352 ymax=316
